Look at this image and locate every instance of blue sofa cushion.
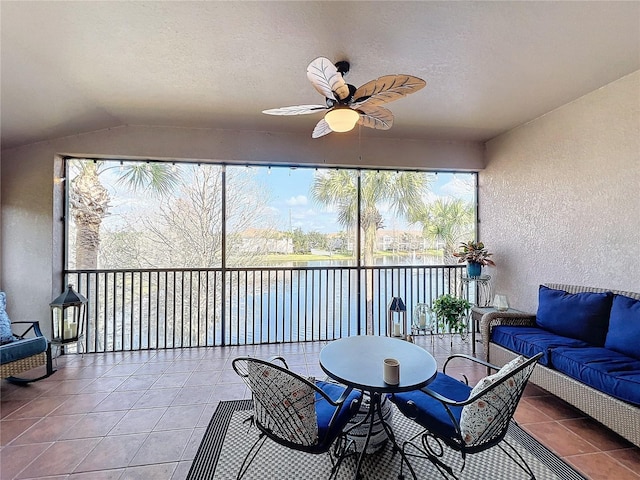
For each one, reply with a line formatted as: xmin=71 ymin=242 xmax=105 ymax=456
xmin=0 ymin=336 xmax=48 ymax=364
xmin=551 ymin=346 xmax=640 ymax=406
xmin=536 ymin=285 xmax=613 ymax=346
xmin=0 ymin=292 xmax=17 ymax=345
xmin=391 ymin=372 xmax=471 ymax=440
xmin=491 ymin=326 xmax=590 ymax=366
xmin=315 ymin=380 xmax=362 ymax=444
xmin=605 ymin=294 xmax=640 ymax=360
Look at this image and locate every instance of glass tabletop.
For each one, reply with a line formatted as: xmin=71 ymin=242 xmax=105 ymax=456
xmin=319 ymin=335 xmax=437 ymax=393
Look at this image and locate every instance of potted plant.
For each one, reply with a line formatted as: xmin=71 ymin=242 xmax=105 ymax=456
xmin=453 ymin=241 xmax=496 ymax=277
xmin=432 ymin=294 xmax=471 ymax=336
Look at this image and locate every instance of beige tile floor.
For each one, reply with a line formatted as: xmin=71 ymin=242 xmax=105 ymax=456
xmin=1 ymin=336 xmax=639 ymax=479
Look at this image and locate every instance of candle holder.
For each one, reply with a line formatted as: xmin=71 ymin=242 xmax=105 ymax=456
xmin=493 ymin=294 xmax=510 ymax=312
xmin=412 ymin=303 xmax=434 ymax=334
xmin=387 ymin=297 xmax=407 ymax=339
xmin=50 ymin=284 xmax=87 ymax=355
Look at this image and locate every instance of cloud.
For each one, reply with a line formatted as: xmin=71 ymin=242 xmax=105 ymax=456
xmin=286 ymin=195 xmax=308 ymax=206
xmin=439 ymin=175 xmax=475 ymax=199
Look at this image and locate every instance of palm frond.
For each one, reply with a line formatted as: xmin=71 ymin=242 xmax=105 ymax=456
xmin=116 ymin=163 xmax=180 ymax=197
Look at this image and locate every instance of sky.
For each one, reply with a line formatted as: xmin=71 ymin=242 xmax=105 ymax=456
xmin=245 ymin=166 xmax=476 ymax=234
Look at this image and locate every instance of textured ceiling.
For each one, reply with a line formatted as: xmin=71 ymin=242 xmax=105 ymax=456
xmin=1 ymin=1 xmax=639 ymax=150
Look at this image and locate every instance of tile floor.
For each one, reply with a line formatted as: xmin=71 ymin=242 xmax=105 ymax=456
xmin=1 ymin=336 xmax=639 ymax=480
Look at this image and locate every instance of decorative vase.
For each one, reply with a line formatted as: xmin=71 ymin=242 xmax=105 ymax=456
xmin=467 ymin=262 xmax=482 ymax=277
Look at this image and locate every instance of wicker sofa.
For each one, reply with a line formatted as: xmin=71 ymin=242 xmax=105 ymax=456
xmin=480 ymin=283 xmax=640 ymax=447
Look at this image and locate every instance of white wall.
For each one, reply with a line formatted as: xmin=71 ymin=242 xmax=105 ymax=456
xmin=0 ymin=126 xmax=484 ymax=329
xmin=481 ymin=71 xmax=640 ymax=312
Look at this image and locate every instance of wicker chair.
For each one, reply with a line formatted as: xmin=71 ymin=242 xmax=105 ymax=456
xmin=0 ymin=321 xmax=55 ymax=384
xmin=232 ymin=356 xmax=363 ymax=480
xmin=1 ymin=291 xmax=55 ymax=384
xmin=391 ymin=352 xmax=542 ymax=480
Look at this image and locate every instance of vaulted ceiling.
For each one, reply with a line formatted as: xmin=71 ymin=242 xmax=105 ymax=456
xmin=1 ymin=1 xmax=639 ymax=150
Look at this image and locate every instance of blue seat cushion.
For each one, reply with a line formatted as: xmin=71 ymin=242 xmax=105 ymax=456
xmin=0 ymin=292 xmax=17 ymax=345
xmin=0 ymin=336 xmax=48 ymax=364
xmin=550 ymin=346 xmax=640 ymax=406
xmin=536 ymin=285 xmax=613 ymax=346
xmin=315 ymin=380 xmax=363 ymax=444
xmin=390 ymin=372 xmax=471 ymax=440
xmin=605 ymin=294 xmax=640 ymax=360
xmin=491 ymin=326 xmax=590 ymax=366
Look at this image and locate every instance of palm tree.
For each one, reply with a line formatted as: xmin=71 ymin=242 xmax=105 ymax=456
xmin=311 ymin=170 xmax=430 ymax=333
xmin=69 ymin=159 xmax=180 ymax=269
xmin=412 ymin=198 xmax=474 ymax=263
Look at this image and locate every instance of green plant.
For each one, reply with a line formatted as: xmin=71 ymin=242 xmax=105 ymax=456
xmin=432 ymin=294 xmax=471 ymax=334
xmin=452 ymin=241 xmax=496 ymax=266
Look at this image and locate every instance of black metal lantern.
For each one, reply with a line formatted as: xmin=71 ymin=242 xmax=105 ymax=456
xmin=387 ymin=296 xmax=407 ymax=338
xmin=50 ymin=284 xmax=87 ymax=352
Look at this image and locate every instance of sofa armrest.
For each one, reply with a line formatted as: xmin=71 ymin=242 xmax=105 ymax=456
xmin=480 ymin=311 xmax=536 ymax=361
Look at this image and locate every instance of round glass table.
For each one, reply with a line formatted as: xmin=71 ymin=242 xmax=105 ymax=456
xmin=320 ymin=335 xmax=437 ymax=477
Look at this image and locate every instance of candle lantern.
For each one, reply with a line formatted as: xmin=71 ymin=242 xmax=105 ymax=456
xmin=50 ymin=284 xmax=87 ymax=353
xmin=387 ymin=297 xmax=407 ymax=338
xmin=412 ymin=303 xmax=434 ymax=334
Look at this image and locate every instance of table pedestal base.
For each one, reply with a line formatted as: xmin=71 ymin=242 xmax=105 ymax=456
xmin=343 ymin=392 xmax=415 ymax=480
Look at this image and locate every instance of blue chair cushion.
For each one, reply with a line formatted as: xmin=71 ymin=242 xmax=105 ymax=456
xmin=491 ymin=326 xmax=590 ymax=366
xmin=605 ymin=294 xmax=640 ymax=360
xmin=0 ymin=336 xmax=48 ymax=364
xmin=0 ymin=292 xmax=17 ymax=345
xmin=315 ymin=380 xmax=363 ymax=443
xmin=550 ymin=346 xmax=640 ymax=406
xmin=391 ymin=372 xmax=472 ymax=440
xmin=536 ymin=285 xmax=613 ymax=346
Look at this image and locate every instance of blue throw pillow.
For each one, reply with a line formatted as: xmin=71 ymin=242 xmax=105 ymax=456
xmin=0 ymin=292 xmax=17 ymax=345
xmin=605 ymin=294 xmax=640 ymax=360
xmin=536 ymin=286 xmax=613 ymax=346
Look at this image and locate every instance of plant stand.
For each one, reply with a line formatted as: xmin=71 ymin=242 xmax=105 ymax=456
xmin=460 ymin=274 xmax=492 ymax=307
xmin=436 ymin=312 xmax=470 ymax=348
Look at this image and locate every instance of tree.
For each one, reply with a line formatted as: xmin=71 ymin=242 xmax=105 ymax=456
xmin=99 ymin=165 xmax=275 ymax=269
xmin=412 ymin=198 xmax=474 ymax=263
xmin=311 ymin=170 xmax=429 ymax=265
xmin=291 ymin=228 xmax=309 ymax=254
xmin=69 ymin=160 xmax=180 ymax=269
xmin=311 ymin=170 xmax=430 ymax=333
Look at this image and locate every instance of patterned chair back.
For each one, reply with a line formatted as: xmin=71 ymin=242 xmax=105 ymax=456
xmin=460 ymin=353 xmax=541 ymax=448
xmin=234 ymin=358 xmax=319 ymax=447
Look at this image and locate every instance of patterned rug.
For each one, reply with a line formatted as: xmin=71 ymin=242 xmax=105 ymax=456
xmin=187 ymin=399 xmax=586 ymax=480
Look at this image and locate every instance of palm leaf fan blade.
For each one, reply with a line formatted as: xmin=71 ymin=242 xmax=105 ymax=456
xmin=306 ymin=57 xmax=350 ymax=101
xmin=357 ymin=105 xmax=394 ymax=130
xmin=312 ymin=119 xmax=333 ymax=138
xmin=262 ymin=105 xmax=328 ymax=115
xmin=352 ymin=75 xmax=426 ymax=107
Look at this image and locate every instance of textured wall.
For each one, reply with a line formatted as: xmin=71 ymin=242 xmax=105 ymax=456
xmin=481 ymin=71 xmax=640 ymax=312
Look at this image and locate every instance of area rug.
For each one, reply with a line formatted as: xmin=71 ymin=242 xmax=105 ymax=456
xmin=187 ymin=399 xmax=586 ymax=480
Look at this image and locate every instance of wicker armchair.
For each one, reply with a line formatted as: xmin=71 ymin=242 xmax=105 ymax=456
xmin=1 ymin=291 xmax=55 ymax=384
xmin=391 ymin=353 xmax=542 ymax=480
xmin=232 ymin=356 xmax=362 ymax=480
xmin=1 ymin=321 xmax=55 ymax=384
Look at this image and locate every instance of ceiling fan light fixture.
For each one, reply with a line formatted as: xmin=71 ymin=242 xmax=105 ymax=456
xmin=325 ymin=107 xmax=360 ymax=133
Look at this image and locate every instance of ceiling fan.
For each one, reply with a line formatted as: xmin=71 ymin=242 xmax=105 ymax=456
xmin=262 ymin=57 xmax=426 ymax=138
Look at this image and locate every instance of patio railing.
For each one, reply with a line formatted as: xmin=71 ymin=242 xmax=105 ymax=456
xmin=66 ymin=264 xmax=471 ymax=353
